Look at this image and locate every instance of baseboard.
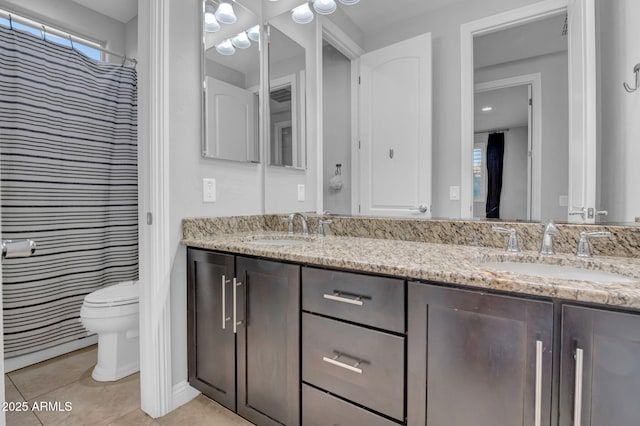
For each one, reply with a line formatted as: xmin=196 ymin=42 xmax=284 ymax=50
xmin=172 ymin=380 xmax=200 ymax=411
xmin=4 ymin=335 xmax=99 ymax=372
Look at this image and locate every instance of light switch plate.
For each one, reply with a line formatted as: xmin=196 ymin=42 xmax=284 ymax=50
xmin=449 ymin=186 xmax=460 ymax=201
xmin=203 ymin=178 xmax=216 ymax=203
xmin=297 ymin=184 xmax=305 ymax=202
xmin=559 ymin=195 xmax=568 ymax=206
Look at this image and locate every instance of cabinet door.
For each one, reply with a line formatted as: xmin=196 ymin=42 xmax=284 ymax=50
xmin=408 ymin=282 xmax=553 ymax=426
xmin=560 ymin=305 xmax=640 ymax=425
xmin=186 ymin=248 xmax=236 ymax=410
xmin=236 ymin=257 xmax=300 ymax=426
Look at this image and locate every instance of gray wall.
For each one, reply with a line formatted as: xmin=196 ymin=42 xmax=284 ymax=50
xmin=322 ymin=43 xmax=351 ymax=215
xmin=597 ymin=0 xmax=640 ymax=222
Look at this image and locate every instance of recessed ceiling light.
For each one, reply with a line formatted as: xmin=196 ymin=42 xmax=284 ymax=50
xmin=481 ymin=106 xmax=493 ymax=112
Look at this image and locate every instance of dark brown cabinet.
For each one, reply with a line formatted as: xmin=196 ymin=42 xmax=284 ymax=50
xmin=186 ymin=249 xmax=235 ymax=409
xmin=187 ymin=248 xmax=300 ymax=426
xmin=559 ymin=305 xmax=640 ymax=426
xmin=407 ymin=282 xmax=554 ymax=426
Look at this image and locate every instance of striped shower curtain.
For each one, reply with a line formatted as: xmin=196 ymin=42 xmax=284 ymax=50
xmin=0 ymin=25 xmax=138 ymax=358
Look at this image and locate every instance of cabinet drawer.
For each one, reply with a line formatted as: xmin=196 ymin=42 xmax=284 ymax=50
xmin=302 ymin=384 xmax=396 ymax=426
xmin=302 ymin=313 xmax=404 ymax=421
xmin=302 ymin=267 xmax=404 ymax=332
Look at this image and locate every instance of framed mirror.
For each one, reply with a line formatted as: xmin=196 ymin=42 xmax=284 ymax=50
xmin=201 ymin=0 xmax=260 ymax=162
xmin=268 ymin=24 xmax=306 ymax=169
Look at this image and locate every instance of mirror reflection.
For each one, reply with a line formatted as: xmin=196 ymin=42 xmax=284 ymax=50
xmin=472 ymin=13 xmax=568 ymax=222
xmin=268 ymin=25 xmax=306 ymax=169
xmin=202 ymin=0 xmax=260 ymax=162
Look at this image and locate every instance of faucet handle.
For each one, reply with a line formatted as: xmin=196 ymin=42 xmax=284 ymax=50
xmin=492 ymin=227 xmax=520 ymax=253
xmin=576 ymin=231 xmax=611 ymax=258
xmin=317 ymin=220 xmax=332 ymax=237
xmin=544 ymin=221 xmax=558 ymax=234
xmin=280 ymin=216 xmax=293 ymax=234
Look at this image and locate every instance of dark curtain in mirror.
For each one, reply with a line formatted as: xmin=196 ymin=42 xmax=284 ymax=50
xmin=486 ymin=132 xmax=505 ymax=218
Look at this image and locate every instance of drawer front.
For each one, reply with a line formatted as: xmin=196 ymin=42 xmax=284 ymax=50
xmin=302 ymin=313 xmax=405 ymax=420
xmin=302 ymin=267 xmax=405 ymax=333
xmin=302 ymin=384 xmax=397 ymax=426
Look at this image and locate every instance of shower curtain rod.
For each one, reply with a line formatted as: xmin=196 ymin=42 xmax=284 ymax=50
xmin=0 ymin=9 xmax=137 ymax=66
xmin=474 ymin=128 xmax=510 ymax=134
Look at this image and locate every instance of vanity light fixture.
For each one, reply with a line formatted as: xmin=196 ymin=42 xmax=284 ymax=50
xmin=292 ymin=3 xmax=315 ymax=24
xmin=313 ymin=0 xmax=337 ymax=15
xmin=481 ymin=106 xmax=493 ymax=112
xmin=215 ymin=0 xmax=237 ymax=25
xmin=247 ymin=25 xmax=260 ymax=42
xmin=215 ymin=39 xmax=236 ymax=55
xmin=231 ymin=31 xmax=251 ymax=48
xmin=291 ymin=0 xmax=358 ymax=24
xmin=204 ymin=3 xmax=220 ymax=32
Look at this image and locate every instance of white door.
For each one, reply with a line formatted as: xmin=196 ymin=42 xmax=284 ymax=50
xmin=204 ymin=77 xmax=257 ymax=162
xmin=358 ymin=33 xmax=432 ymax=217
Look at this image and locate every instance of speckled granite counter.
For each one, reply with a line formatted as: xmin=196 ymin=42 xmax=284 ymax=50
xmin=182 ymin=231 xmax=640 ymax=311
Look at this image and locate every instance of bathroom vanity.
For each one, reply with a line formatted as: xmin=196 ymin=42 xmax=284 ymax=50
xmin=183 ymin=216 xmax=640 ymax=426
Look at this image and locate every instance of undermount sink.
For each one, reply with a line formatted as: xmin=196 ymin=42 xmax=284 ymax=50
xmin=482 ymin=261 xmax=636 ymax=283
xmin=244 ymin=236 xmax=315 ymax=247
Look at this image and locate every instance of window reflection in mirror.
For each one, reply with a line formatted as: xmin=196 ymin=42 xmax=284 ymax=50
xmin=268 ymin=25 xmax=306 ymax=169
xmin=201 ymin=0 xmax=260 ymax=162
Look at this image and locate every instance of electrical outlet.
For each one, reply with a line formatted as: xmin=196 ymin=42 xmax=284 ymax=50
xmin=449 ymin=186 xmax=460 ymax=201
xmin=203 ymin=178 xmax=216 ymax=203
xmin=297 ymin=184 xmax=305 ymax=202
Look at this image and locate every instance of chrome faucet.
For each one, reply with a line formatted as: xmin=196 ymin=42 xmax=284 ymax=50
xmin=576 ymin=231 xmax=611 ymax=257
xmin=281 ymin=213 xmax=309 ymax=236
xmin=540 ymin=221 xmax=558 ymax=255
xmin=492 ymin=227 xmax=520 ymax=253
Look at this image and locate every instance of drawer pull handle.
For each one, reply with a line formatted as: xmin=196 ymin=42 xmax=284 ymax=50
xmin=322 ymin=351 xmax=369 ymax=374
xmin=323 ymin=291 xmax=365 ymax=306
xmin=534 ymin=340 xmax=542 ymax=426
xmin=574 ymin=346 xmax=584 ymax=425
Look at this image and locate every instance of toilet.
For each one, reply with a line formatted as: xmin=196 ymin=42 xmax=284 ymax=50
xmin=80 ymin=281 xmax=140 ymax=382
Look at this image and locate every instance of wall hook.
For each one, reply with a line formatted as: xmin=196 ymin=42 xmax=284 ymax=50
xmin=623 ymin=63 xmax=640 ymax=93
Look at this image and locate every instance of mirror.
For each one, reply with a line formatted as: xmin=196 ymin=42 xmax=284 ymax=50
xmin=268 ymin=24 xmax=306 ymax=169
xmin=201 ymin=0 xmax=260 ymax=162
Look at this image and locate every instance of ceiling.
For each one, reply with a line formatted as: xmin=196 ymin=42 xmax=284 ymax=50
xmin=474 ymin=85 xmax=529 ymax=132
xmin=71 ymin=0 xmax=138 ymax=23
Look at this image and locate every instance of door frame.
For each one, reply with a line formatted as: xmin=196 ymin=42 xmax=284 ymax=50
xmin=475 ymin=73 xmax=542 ymax=220
xmin=460 ymin=0 xmax=596 ymax=221
xmin=317 ymin=16 xmax=364 ymax=215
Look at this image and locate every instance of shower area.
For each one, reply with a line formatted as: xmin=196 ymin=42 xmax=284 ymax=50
xmin=0 ymin=10 xmax=138 ymax=369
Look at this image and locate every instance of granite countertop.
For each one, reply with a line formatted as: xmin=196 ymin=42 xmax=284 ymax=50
xmin=182 ymin=232 xmax=640 ymax=310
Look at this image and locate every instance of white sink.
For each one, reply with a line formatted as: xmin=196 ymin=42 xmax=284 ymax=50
xmin=482 ymin=261 xmax=636 ymax=283
xmin=245 ymin=238 xmax=314 ymax=247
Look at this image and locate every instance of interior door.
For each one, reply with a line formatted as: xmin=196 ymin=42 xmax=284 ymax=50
xmin=204 ymin=77 xmax=257 ymax=162
xmin=358 ymin=33 xmax=432 ymax=217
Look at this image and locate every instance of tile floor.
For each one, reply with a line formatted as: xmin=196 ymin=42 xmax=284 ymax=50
xmin=5 ymin=345 xmax=254 ymax=426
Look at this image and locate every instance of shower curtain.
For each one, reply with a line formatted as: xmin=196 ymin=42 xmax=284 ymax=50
xmin=0 ymin=25 xmax=138 ymax=358
xmin=485 ymin=132 xmax=505 ymax=219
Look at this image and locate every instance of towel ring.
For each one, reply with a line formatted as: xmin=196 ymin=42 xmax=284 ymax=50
xmin=41 ymin=25 xmax=46 ymax=41
xmin=623 ymin=63 xmax=640 ymax=93
xmin=8 ymin=14 xmax=12 ymax=30
xmin=68 ymin=34 xmax=74 ymax=50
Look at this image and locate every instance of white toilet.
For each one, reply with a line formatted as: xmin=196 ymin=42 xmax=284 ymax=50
xmin=80 ymin=281 xmax=140 ymax=382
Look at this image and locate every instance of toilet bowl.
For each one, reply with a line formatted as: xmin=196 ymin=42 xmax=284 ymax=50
xmin=80 ymin=281 xmax=139 ymax=382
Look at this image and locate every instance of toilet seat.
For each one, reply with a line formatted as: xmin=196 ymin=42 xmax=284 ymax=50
xmin=83 ymin=281 xmax=139 ymax=307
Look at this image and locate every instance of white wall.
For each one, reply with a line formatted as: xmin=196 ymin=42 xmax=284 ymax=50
xmin=322 ymin=43 xmax=351 ymax=215
xmin=0 ymin=0 xmax=126 ymax=57
xmin=361 ymin=0 xmax=547 ymax=218
xmin=167 ymin=0 xmax=265 ymax=386
xmin=125 ymin=16 xmax=138 ymax=59
xmin=475 ymin=51 xmax=569 ymax=221
xmin=597 ymin=0 xmax=640 ymax=222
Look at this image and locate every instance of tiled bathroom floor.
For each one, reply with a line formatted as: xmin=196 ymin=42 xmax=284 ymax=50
xmin=5 ymin=345 xmax=254 ymax=426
